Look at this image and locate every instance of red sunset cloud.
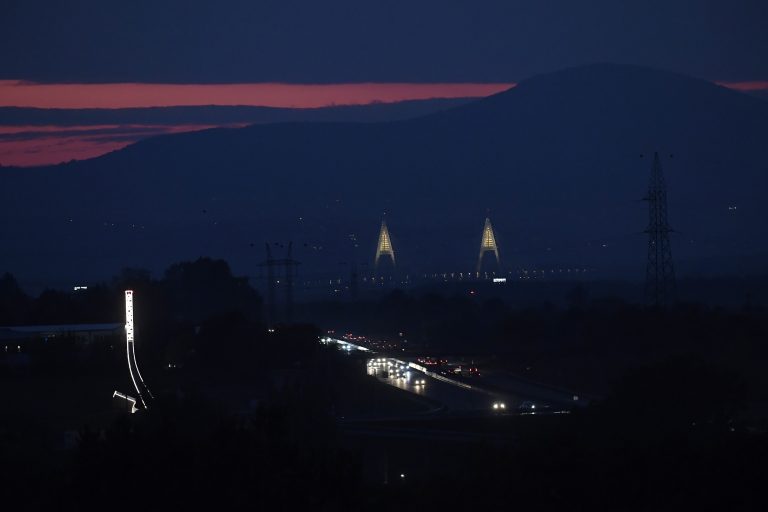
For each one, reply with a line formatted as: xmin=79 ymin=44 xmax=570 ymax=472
xmin=1 ymin=79 xmax=765 ymax=167
xmin=0 ymin=124 xmax=246 ymax=167
xmin=0 ymin=81 xmax=514 ymax=109
xmin=715 ymin=80 xmax=768 ymax=92
xmin=0 ymin=81 xmax=515 ymax=166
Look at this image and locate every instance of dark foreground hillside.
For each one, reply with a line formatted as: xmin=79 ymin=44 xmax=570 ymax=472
xmin=2 ymin=260 xmax=768 ymax=510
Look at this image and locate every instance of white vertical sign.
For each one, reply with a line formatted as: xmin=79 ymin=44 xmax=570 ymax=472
xmin=125 ymin=290 xmax=150 ymax=408
xmin=125 ymin=290 xmax=134 ymax=343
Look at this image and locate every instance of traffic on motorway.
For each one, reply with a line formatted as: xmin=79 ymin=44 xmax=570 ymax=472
xmin=321 ymin=333 xmax=582 ymax=416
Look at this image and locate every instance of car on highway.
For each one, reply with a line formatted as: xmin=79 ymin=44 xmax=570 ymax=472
xmin=518 ymin=401 xmax=550 ymax=412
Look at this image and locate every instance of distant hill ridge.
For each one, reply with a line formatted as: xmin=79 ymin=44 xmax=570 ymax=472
xmin=1 ymin=63 xmax=766 ymax=286
xmin=0 ymin=98 xmax=477 ymax=127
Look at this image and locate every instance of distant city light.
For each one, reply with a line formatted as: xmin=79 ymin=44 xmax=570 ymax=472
xmin=492 ymin=277 xmax=506 ymax=283
xmin=73 ymin=286 xmax=88 ymax=291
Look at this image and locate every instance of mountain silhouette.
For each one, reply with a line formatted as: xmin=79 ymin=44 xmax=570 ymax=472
xmin=1 ymin=63 xmax=767 ymax=288
xmin=0 ymin=98 xmax=475 ymax=127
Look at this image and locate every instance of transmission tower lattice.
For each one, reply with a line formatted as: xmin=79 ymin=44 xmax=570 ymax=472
xmin=374 ymin=219 xmax=395 ymax=270
xmin=644 ymin=152 xmax=676 ymax=307
xmin=260 ymin=242 xmax=299 ymax=324
xmin=477 ymin=217 xmax=500 ymax=273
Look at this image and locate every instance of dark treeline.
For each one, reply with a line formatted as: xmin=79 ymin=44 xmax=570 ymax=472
xmin=4 ymin=261 xmax=768 ymax=400
xmin=0 ymin=258 xmax=261 ymax=327
xmin=4 ymin=262 xmax=768 ymax=398
xmin=0 ymin=258 xmax=262 ymax=373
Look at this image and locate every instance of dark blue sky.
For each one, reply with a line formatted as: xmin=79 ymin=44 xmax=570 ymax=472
xmin=2 ymin=0 xmax=767 ymax=83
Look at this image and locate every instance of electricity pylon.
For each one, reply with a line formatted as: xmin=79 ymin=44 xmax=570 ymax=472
xmin=260 ymin=242 xmax=299 ymax=324
xmin=644 ymin=152 xmax=676 ymax=308
xmin=477 ymin=217 xmax=500 ymax=273
xmin=374 ymin=219 xmax=395 ymax=270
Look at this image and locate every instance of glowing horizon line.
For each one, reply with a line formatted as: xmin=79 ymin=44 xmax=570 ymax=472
xmin=0 ymin=80 xmax=516 ymax=109
xmin=716 ymin=80 xmax=768 ymax=92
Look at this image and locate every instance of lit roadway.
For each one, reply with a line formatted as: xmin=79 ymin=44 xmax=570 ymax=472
xmin=367 ymin=357 xmax=504 ymax=413
xmin=322 ymin=336 xmax=583 ymax=418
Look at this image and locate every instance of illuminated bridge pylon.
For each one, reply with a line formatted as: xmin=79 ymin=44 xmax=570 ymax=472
xmin=374 ymin=219 xmax=395 ymax=271
xmin=477 ymin=217 xmax=500 ymax=273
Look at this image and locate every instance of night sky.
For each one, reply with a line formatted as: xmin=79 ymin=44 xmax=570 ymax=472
xmin=2 ymin=0 xmax=767 ymax=83
xmin=0 ymin=0 xmax=768 ymax=166
xmin=1 ymin=0 xmax=767 ymax=166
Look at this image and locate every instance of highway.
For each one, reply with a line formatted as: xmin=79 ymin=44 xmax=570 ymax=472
xmin=367 ymin=357 xmax=501 ymax=413
xmin=322 ymin=336 xmax=578 ymax=417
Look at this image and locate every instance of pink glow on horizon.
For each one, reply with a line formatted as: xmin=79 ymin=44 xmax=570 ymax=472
xmin=1 ymin=79 xmax=765 ymax=111
xmin=0 ymin=80 xmax=515 ymax=167
xmin=716 ymin=80 xmax=768 ymax=92
xmin=2 ymin=78 xmax=766 ymax=167
xmin=0 ymin=136 xmax=130 ymax=167
xmin=0 ymin=123 xmax=246 ymax=167
xmin=0 ymin=124 xmax=127 ymax=134
xmin=0 ymin=80 xmax=515 ymax=109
